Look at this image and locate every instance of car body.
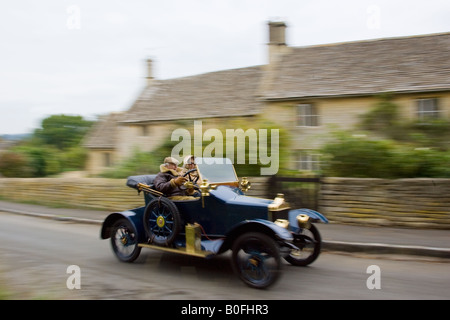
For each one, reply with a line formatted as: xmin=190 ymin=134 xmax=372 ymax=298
xmin=100 ymin=157 xmax=328 ymax=289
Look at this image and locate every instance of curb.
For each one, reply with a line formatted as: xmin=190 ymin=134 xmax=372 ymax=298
xmin=322 ymin=240 xmax=450 ymax=259
xmin=1 ymin=208 xmax=104 ymax=225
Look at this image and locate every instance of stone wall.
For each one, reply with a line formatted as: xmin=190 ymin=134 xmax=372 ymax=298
xmin=0 ymin=177 xmax=449 ymax=229
xmin=0 ymin=176 xmax=269 ymax=213
xmin=319 ymin=177 xmax=450 ymax=229
xmin=0 ymin=178 xmax=144 ymax=212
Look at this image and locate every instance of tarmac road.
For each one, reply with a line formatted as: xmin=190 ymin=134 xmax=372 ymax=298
xmin=0 ymin=211 xmax=449 ymax=301
xmin=0 ymin=200 xmax=449 ymax=258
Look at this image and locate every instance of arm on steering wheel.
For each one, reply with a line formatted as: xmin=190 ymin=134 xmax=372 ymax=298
xmin=183 ymin=168 xmax=199 ymax=184
xmin=180 ymin=168 xmax=200 ymax=190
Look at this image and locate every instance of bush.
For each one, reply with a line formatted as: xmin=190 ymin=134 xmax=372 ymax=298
xmin=99 ymin=148 xmax=160 ymax=179
xmin=320 ymin=133 xmax=450 ymax=178
xmin=0 ymin=151 xmax=31 ymax=177
xmin=322 ymin=94 xmax=450 ymax=178
xmin=360 ymin=93 xmax=399 ymax=133
xmin=320 ymin=134 xmax=396 ymax=178
xmin=60 ymin=146 xmax=88 ymax=171
xmin=392 ymin=147 xmax=450 ymax=178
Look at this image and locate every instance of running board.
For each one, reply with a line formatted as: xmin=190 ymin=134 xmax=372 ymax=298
xmin=138 ymin=243 xmax=215 ymax=258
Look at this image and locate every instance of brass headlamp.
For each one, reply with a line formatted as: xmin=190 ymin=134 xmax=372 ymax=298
xmin=296 ymin=214 xmax=311 ymax=229
xmin=268 ymin=193 xmax=290 ymax=211
xmin=240 ymin=177 xmax=251 ymax=192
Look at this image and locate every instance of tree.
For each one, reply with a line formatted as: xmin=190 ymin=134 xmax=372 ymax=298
xmin=1 ymin=114 xmax=95 ymax=177
xmin=34 ymin=114 xmax=94 ymax=150
xmin=360 ymin=93 xmax=399 ymax=133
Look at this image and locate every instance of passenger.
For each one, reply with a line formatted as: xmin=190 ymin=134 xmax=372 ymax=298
xmin=181 ymin=155 xmax=202 ymax=185
xmin=153 ymin=157 xmax=198 ymax=200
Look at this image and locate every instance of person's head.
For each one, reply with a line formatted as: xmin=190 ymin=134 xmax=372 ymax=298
xmin=164 ymin=157 xmax=179 ymax=170
xmin=183 ymin=155 xmax=196 ymax=170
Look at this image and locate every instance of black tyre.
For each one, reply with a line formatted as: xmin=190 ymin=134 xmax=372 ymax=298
xmin=231 ymin=232 xmax=281 ymax=289
xmin=285 ymin=224 xmax=321 ymax=266
xmin=110 ymin=218 xmax=141 ymax=262
xmin=143 ymin=197 xmax=181 ymax=246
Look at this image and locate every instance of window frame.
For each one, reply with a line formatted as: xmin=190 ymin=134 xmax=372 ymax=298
xmin=294 ymin=151 xmax=321 ymax=171
xmin=416 ymin=98 xmax=440 ymax=121
xmin=296 ymin=103 xmax=319 ymax=127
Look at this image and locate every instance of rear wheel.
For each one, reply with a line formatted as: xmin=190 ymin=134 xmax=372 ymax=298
xmin=110 ymin=218 xmax=141 ymax=262
xmin=231 ymin=232 xmax=281 ymax=289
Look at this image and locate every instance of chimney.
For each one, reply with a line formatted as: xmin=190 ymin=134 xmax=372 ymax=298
xmin=146 ymin=58 xmax=154 ymax=86
xmin=268 ymin=21 xmax=286 ymax=45
xmin=267 ymin=21 xmax=288 ymax=64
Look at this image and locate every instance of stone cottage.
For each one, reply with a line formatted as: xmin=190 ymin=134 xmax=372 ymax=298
xmin=83 ymin=21 xmax=450 ymax=175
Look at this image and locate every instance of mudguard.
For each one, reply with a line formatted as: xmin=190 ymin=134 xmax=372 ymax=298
xmin=100 ymin=207 xmax=146 ymax=243
xmin=287 ymin=208 xmax=328 ymax=233
xmin=289 ymin=208 xmax=328 ymax=224
xmin=218 ymin=218 xmax=293 ymax=254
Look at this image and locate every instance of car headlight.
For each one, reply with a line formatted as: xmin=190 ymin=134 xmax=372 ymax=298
xmin=274 ymin=219 xmax=289 ymax=229
xmin=296 ymin=214 xmax=311 ymax=229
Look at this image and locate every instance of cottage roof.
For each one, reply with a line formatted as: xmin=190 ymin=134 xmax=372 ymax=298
xmin=262 ymin=32 xmax=450 ymax=100
xmin=120 ymin=66 xmax=264 ymax=123
xmin=82 ymin=112 xmax=123 ymax=149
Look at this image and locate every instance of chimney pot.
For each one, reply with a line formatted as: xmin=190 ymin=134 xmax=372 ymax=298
xmin=267 ymin=21 xmax=288 ymax=65
xmin=146 ymin=58 xmax=154 ymax=85
xmin=268 ymin=21 xmax=287 ymax=46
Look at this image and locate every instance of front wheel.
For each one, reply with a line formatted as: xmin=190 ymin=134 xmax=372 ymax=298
xmin=110 ymin=218 xmax=141 ymax=262
xmin=285 ymin=224 xmax=321 ymax=266
xmin=143 ymin=197 xmax=181 ymax=246
xmin=231 ymin=232 xmax=281 ymax=289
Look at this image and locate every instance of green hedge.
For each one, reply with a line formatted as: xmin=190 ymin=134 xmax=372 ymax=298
xmin=320 ymin=133 xmax=450 ymax=178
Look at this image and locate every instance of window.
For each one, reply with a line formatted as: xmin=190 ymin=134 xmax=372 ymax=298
xmin=104 ymin=153 xmax=111 ymax=167
xmin=295 ymin=151 xmax=321 ymax=171
xmin=417 ymin=98 xmax=439 ymax=121
xmin=141 ymin=125 xmax=149 ymax=136
xmin=297 ymin=104 xmax=319 ymax=127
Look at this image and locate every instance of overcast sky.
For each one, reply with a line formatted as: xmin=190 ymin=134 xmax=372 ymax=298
xmin=1 ymin=0 xmax=449 ymax=135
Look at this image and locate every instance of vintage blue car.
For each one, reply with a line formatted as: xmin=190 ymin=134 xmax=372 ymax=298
xmin=100 ymin=157 xmax=328 ymax=289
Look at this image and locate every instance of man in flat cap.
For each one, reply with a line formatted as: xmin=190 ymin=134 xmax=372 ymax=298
xmin=153 ymin=156 xmax=198 ymax=200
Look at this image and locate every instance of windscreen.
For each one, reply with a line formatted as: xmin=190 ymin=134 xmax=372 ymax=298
xmin=196 ymin=157 xmax=238 ymax=184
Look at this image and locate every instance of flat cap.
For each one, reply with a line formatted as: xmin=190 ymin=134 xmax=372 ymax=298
xmin=164 ymin=157 xmax=179 ymax=165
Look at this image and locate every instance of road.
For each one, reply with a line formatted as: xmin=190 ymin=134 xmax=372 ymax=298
xmin=0 ymin=211 xmax=449 ymax=300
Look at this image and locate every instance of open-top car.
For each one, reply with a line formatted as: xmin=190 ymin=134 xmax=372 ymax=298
xmin=100 ymin=157 xmax=328 ymax=289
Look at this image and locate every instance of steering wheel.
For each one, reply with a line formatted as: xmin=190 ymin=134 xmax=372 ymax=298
xmin=179 ymin=168 xmax=200 ymax=190
xmin=183 ymin=168 xmax=199 ymax=184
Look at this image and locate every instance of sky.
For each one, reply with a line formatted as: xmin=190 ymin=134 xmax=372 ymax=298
xmin=0 ymin=0 xmax=449 ymax=135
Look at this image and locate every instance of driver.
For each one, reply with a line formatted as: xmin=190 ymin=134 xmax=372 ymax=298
xmin=153 ymin=157 xmax=199 ymax=200
xmin=181 ymin=155 xmax=202 ymax=185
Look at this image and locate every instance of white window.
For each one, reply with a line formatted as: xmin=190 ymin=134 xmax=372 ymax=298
xmin=417 ymin=98 xmax=439 ymax=121
xmin=297 ymin=104 xmax=319 ymax=127
xmin=295 ymin=151 xmax=321 ymax=171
